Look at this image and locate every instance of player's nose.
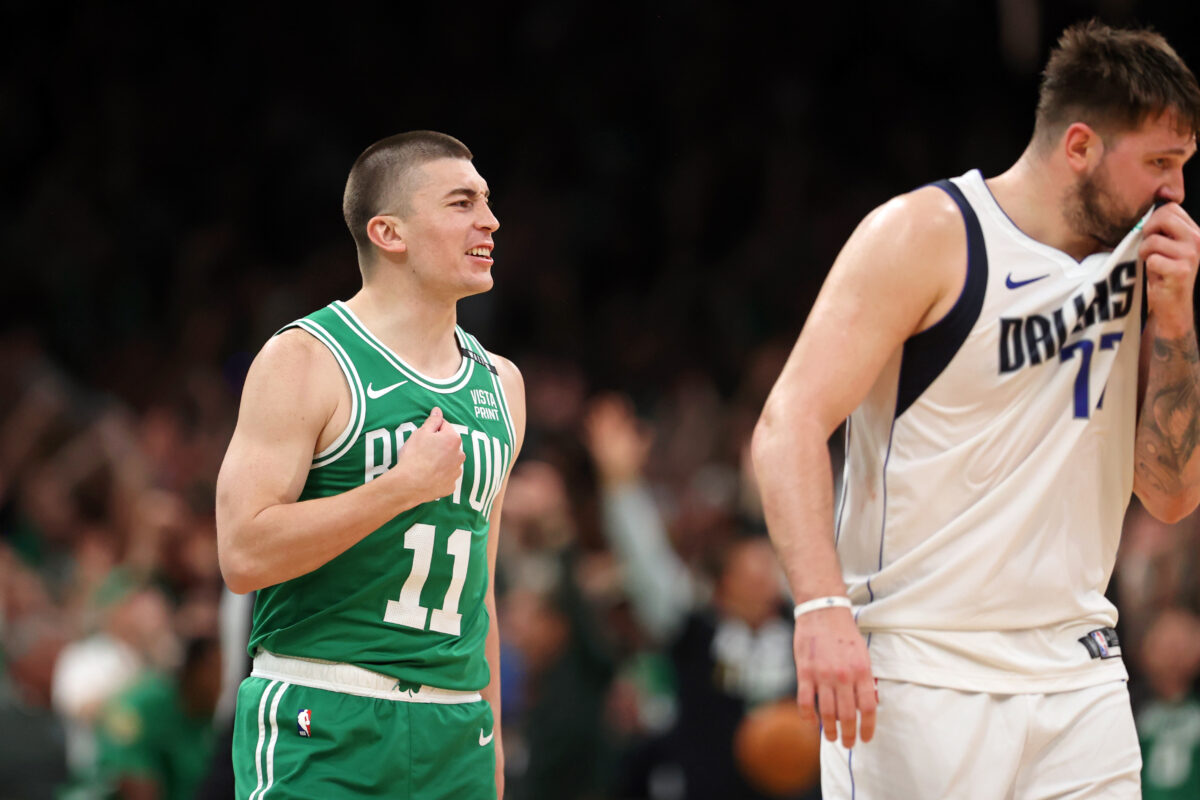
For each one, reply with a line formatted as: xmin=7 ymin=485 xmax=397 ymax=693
xmin=1157 ymin=170 xmax=1185 ymax=204
xmin=477 ymin=205 xmax=499 ymax=233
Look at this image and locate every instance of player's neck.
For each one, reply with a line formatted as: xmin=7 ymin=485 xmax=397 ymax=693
xmin=343 ymin=284 xmax=463 ymax=379
xmin=986 ymin=150 xmax=1102 ymax=262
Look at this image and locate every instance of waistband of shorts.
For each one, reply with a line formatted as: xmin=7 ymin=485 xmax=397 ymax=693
xmin=250 ymin=650 xmax=483 ymax=704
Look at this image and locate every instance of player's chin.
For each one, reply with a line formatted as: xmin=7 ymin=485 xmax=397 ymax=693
xmin=460 ymin=274 xmax=495 ymax=297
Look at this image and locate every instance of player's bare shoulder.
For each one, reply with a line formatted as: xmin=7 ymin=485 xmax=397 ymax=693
xmin=246 ymin=329 xmax=343 ymax=405
xmin=868 ymin=185 xmax=965 ymax=249
xmin=852 ymin=185 xmax=967 ymax=273
xmin=238 ymin=327 xmax=352 ymax=452
xmin=844 ymin=185 xmax=969 ymax=332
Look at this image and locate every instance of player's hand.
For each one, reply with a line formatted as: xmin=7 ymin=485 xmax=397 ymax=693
xmin=1141 ymin=202 xmax=1200 ymax=338
xmin=793 ymin=605 xmax=876 ymax=749
xmin=390 ymin=407 xmax=465 ymax=504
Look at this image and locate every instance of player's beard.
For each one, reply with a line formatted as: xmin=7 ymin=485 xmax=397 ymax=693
xmin=1066 ymin=160 xmax=1147 ymax=250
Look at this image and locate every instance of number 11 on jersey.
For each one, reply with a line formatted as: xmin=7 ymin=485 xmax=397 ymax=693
xmin=384 ymin=523 xmax=471 ymax=636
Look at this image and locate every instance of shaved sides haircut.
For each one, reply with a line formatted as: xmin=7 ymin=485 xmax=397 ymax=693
xmin=1034 ymin=20 xmax=1200 ymax=148
xmin=343 ymin=131 xmax=473 ymax=258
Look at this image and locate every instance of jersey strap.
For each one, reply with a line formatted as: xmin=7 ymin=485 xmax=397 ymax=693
xmin=457 ymin=329 xmax=517 ymax=463
xmin=275 ymin=316 xmax=367 ymax=469
xmin=895 ymin=179 xmax=989 ymax=417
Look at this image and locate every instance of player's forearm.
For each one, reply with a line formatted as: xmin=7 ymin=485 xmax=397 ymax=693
xmin=217 ymin=472 xmax=427 ymax=593
xmin=1135 ymin=328 xmax=1200 ymax=523
xmin=482 ymin=589 xmax=504 ymax=797
xmin=751 ymin=409 xmax=847 ymax=601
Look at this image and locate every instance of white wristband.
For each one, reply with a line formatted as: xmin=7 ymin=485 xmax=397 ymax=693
xmin=793 ymin=595 xmax=853 ymax=618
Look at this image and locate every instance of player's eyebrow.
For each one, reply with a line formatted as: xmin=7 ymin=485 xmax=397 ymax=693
xmin=444 ymin=187 xmax=490 ymax=200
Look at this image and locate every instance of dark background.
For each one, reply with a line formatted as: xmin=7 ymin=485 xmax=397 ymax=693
xmin=6 ymin=0 xmax=1198 ymax=405
xmin=6 ymin=3 xmax=1200 ymax=797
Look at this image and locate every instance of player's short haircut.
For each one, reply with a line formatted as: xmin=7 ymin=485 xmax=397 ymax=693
xmin=342 ymin=131 xmax=473 ymax=258
xmin=1034 ymin=20 xmax=1200 ymax=147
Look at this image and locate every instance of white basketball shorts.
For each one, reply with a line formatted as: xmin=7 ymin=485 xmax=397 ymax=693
xmin=820 ymin=679 xmax=1141 ymax=799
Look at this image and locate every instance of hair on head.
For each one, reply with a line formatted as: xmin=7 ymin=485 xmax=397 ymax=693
xmin=342 ymin=131 xmax=473 ymax=258
xmin=1034 ymin=20 xmax=1200 ymax=146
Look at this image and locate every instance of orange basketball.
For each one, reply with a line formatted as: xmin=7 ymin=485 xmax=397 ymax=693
xmin=733 ymin=700 xmax=821 ymax=797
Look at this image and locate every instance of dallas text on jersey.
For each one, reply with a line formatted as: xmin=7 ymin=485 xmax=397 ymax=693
xmin=998 ymin=261 xmax=1137 ymax=373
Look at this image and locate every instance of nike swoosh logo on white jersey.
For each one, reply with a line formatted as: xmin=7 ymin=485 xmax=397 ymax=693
xmin=1005 ymin=272 xmax=1050 ymax=289
xmin=366 ymin=381 xmax=408 ymax=399
xmin=479 ymin=728 xmax=494 ymax=746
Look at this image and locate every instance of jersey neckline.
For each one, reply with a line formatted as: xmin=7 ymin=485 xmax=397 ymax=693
xmin=962 ymin=169 xmax=1115 ymax=274
xmin=330 ymin=301 xmax=476 ymax=394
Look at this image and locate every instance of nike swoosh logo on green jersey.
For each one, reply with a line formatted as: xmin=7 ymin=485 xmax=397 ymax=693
xmin=479 ymin=728 xmax=494 ymax=746
xmin=366 ymin=380 xmax=408 ymax=399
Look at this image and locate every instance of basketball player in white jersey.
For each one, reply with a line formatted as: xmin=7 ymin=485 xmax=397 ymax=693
xmin=753 ymin=21 xmax=1200 ymax=798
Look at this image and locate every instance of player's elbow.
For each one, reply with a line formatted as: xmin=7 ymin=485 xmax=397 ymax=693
xmin=217 ymin=524 xmax=261 ymax=595
xmin=751 ymin=397 xmax=795 ymax=478
xmin=219 ymin=557 xmax=258 ymax=595
xmin=1144 ymin=493 xmax=1200 ymax=525
xmin=1136 ymin=475 xmax=1200 ymax=525
xmin=752 ymin=393 xmax=840 ymax=485
xmin=750 ymin=405 xmax=778 ymax=474
xmin=222 ymin=573 xmax=258 ymax=596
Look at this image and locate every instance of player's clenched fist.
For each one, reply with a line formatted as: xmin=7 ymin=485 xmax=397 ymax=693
xmin=793 ymin=606 xmax=877 ymax=749
xmin=388 ymin=406 xmax=466 ymax=504
xmin=1141 ymin=202 xmax=1200 ymax=337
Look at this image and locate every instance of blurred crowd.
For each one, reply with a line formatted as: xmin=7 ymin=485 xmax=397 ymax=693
xmin=0 ymin=315 xmax=815 ymax=799
xmin=7 ymin=2 xmax=1200 ymax=799
xmin=6 ymin=310 xmax=1200 ymax=799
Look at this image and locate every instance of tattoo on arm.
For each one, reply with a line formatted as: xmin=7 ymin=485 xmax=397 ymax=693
xmin=1137 ymin=334 xmax=1200 ymax=494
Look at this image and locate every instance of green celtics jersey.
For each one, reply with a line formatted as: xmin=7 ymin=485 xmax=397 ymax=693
xmin=247 ymin=301 xmax=516 ymax=691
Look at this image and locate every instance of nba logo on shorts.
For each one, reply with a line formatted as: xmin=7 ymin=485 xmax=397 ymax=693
xmin=297 ymin=709 xmax=312 ymax=737
xmin=1089 ymin=630 xmax=1109 ymax=657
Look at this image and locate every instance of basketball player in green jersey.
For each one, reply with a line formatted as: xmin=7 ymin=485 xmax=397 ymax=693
xmin=215 ymin=131 xmax=524 ymax=799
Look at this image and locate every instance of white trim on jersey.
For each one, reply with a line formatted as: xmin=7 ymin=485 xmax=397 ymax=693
xmin=330 ymin=302 xmax=477 ymax=394
xmin=289 ymin=319 xmax=367 ymax=468
xmin=458 ymin=330 xmax=516 ymax=516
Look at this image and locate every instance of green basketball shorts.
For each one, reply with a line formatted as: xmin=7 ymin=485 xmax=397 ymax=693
xmin=232 ymin=651 xmax=496 ymax=799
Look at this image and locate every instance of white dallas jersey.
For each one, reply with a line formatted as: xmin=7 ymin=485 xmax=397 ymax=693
xmin=839 ymin=169 xmax=1146 ymax=693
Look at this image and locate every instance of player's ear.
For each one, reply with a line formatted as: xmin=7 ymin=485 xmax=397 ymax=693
xmin=1062 ymin=122 xmax=1104 ymax=174
xmin=366 ymin=214 xmax=407 ymax=255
